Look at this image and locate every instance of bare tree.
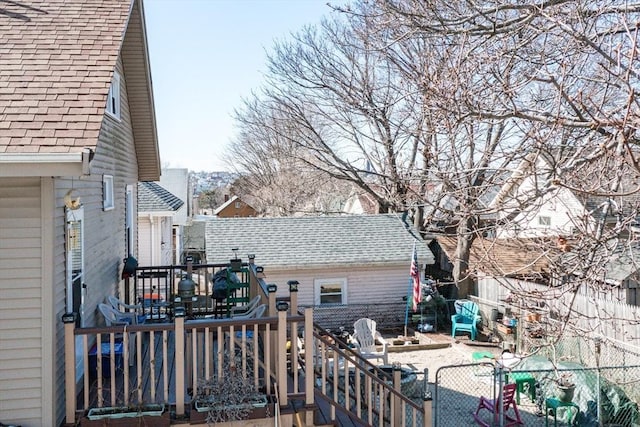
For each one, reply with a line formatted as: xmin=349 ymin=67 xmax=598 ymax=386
xmin=370 ymin=0 xmax=640 ymax=346
xmin=228 ymin=12 xmax=428 ymax=218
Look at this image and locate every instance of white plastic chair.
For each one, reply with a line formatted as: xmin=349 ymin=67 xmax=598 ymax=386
xmin=98 ymin=303 xmax=144 ymax=366
xmin=230 ymin=303 xmax=267 ymax=319
xmin=352 ymin=318 xmax=388 ymax=365
xmin=99 ymin=303 xmax=140 ymax=326
xmin=107 ymin=295 xmax=146 ymax=321
xmin=230 ymin=295 xmax=261 ymax=317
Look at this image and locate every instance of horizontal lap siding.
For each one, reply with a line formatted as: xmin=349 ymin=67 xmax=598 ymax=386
xmin=0 ymin=177 xmax=42 ymax=425
xmin=265 ymin=264 xmax=411 ymax=307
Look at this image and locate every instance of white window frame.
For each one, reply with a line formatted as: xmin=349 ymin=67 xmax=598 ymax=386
xmin=103 ymin=175 xmax=114 ymax=211
xmin=106 ymin=71 xmax=121 ymax=119
xmin=314 ymin=278 xmax=348 ymax=306
xmin=125 ymin=184 xmax=134 ymax=254
xmin=538 ymin=215 xmax=551 ymax=226
xmin=235 ymin=201 xmax=242 ymax=209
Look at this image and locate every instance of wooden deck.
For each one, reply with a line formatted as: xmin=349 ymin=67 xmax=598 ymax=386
xmin=67 ymin=309 xmax=426 ymax=427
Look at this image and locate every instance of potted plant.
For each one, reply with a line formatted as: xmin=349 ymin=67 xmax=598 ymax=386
xmin=190 ymin=354 xmax=273 ymax=424
xmin=555 ymin=371 xmax=576 ymax=403
xmin=81 ymin=403 xmax=169 ymax=426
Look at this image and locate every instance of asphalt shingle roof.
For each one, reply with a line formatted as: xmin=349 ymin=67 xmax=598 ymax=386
xmin=138 ymin=181 xmax=184 ymax=212
xmin=204 ymin=214 xmax=434 ymax=269
xmin=0 ymin=0 xmax=131 ymax=154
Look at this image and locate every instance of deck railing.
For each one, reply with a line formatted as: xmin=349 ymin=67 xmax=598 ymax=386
xmin=62 ymin=264 xmax=432 ymax=426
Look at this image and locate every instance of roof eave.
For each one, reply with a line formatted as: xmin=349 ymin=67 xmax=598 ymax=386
xmin=121 ymin=0 xmax=161 ymax=181
xmin=0 ymin=152 xmax=91 ymax=177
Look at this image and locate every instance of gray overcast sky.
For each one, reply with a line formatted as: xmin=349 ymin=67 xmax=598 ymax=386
xmin=145 ymin=0 xmax=332 ymax=172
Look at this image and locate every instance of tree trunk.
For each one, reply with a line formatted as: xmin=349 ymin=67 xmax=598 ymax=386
xmin=452 ymin=217 xmax=476 ymax=298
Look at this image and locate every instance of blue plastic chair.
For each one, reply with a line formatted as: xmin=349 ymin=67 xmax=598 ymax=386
xmin=451 ymin=300 xmax=480 ymax=340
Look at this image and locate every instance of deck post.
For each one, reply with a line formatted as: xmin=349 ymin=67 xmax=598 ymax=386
xmin=423 ymin=394 xmax=433 ymax=427
xmin=174 ymin=307 xmax=186 ymax=416
xmin=393 ymin=363 xmax=402 ymax=426
xmin=267 ymin=283 xmax=277 ymax=316
xmin=277 ymin=302 xmax=289 ymax=409
xmin=267 ymin=284 xmax=278 ymax=376
xmin=304 ymin=308 xmax=314 ymax=426
xmin=288 ymin=281 xmax=299 ymax=394
xmin=62 ymin=313 xmax=76 ymax=425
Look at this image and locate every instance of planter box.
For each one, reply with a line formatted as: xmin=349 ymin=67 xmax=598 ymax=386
xmin=81 ymin=404 xmax=169 ymax=426
xmin=190 ymin=395 xmax=274 ymax=424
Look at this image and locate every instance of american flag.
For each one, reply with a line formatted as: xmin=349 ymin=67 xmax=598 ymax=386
xmin=411 ymin=243 xmax=421 ymax=311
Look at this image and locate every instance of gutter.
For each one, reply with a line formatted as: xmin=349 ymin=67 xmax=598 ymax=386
xmin=0 ymin=149 xmax=93 ymax=177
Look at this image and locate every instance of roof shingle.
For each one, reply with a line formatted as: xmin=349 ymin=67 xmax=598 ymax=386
xmin=205 ymin=214 xmax=434 ymax=269
xmin=0 ymin=0 xmax=131 ymax=154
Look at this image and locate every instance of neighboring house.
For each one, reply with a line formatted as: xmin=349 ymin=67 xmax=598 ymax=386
xmin=491 ymin=152 xmax=640 ymax=239
xmin=343 ymin=191 xmax=379 ymax=214
xmin=137 ymin=182 xmax=184 ymax=266
xmin=182 ymin=219 xmax=207 ymax=264
xmin=0 ymin=1 xmax=159 ymax=425
xmin=204 ymin=214 xmax=435 ymax=306
xmin=159 ymin=168 xmax=192 ymax=261
xmin=213 ymin=195 xmax=257 ymax=218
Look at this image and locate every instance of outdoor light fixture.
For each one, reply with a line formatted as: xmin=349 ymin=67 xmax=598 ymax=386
xmin=174 ymin=307 xmax=186 ymax=318
xmin=267 ymin=284 xmax=277 ymax=293
xmin=287 ymin=280 xmax=299 ymax=292
xmin=62 ymin=313 xmax=76 ymax=323
xmin=276 ymin=301 xmax=289 ymax=312
xmin=247 ymin=254 xmax=255 ymax=260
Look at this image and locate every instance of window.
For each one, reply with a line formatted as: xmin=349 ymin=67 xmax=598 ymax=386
xmin=538 ymin=216 xmax=551 ymax=226
xmin=106 ymin=72 xmax=121 ymax=119
xmin=125 ymin=184 xmax=134 ymax=254
xmin=235 ymin=201 xmax=242 ymax=209
xmin=103 ymin=175 xmax=114 ymax=211
xmin=314 ymin=278 xmax=347 ymax=305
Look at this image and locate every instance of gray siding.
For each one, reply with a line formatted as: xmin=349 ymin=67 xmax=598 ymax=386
xmin=51 ymin=57 xmax=141 ymax=426
xmin=0 ymin=177 xmax=43 ymax=425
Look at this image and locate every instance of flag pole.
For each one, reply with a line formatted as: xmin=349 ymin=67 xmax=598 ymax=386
xmin=404 ymin=274 xmax=412 ymax=338
xmin=404 ymin=241 xmax=417 ymax=338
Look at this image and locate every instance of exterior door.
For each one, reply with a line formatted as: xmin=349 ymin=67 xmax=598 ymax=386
xmin=66 ymin=206 xmax=85 ymax=327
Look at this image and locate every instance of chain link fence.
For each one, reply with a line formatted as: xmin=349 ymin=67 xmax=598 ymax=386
xmin=434 ymin=361 xmax=640 ymax=427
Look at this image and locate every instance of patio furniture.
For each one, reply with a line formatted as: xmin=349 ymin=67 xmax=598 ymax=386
xmin=473 ymin=383 xmax=523 ymax=427
xmin=230 ymin=295 xmax=261 ymax=317
xmin=352 ymin=318 xmax=388 ymax=365
xmin=107 ymin=295 xmax=146 ymax=324
xmin=510 ymin=372 xmax=536 ymax=404
xmin=98 ymin=303 xmax=145 ymax=366
xmin=99 ymin=303 xmax=144 ymax=326
xmin=230 ymin=303 xmax=266 ymax=320
xmin=545 ymin=397 xmax=579 ymax=427
xmin=451 ymin=299 xmax=481 ymax=340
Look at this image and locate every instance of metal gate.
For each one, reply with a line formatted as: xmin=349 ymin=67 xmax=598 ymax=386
xmin=434 ymin=363 xmax=496 ymax=426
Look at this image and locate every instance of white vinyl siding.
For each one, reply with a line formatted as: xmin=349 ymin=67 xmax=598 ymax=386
xmin=314 ymin=278 xmax=347 ymax=305
xmin=0 ymin=177 xmax=43 ymax=426
xmin=267 ymin=265 xmax=413 ymax=307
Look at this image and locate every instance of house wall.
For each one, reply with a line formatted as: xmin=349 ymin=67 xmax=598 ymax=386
xmin=160 ymin=168 xmax=189 ymax=225
xmin=0 ymin=177 xmax=47 ymax=426
xmin=261 ymin=263 xmax=415 ymax=307
xmin=49 ymin=57 xmax=140 ymax=426
xmin=217 ymin=199 xmax=257 ymax=218
xmin=138 ymin=215 xmax=174 ymax=266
